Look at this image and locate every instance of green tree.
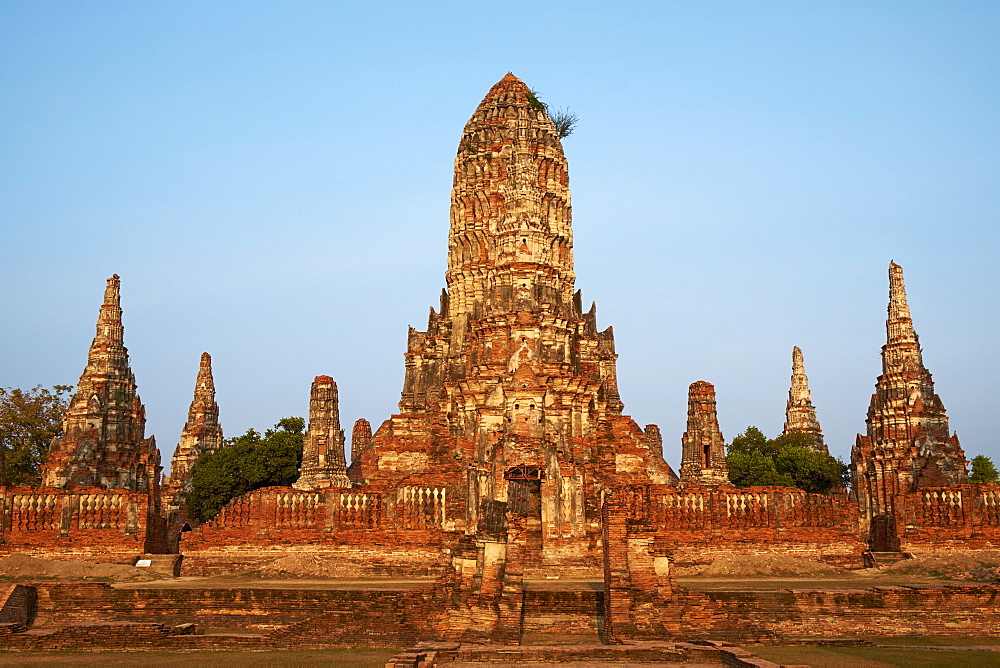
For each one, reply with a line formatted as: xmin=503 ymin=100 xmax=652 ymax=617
xmin=0 ymin=385 xmax=72 ymax=486
xmin=187 ymin=417 xmax=305 ymax=522
xmin=726 ymin=426 xmax=849 ymax=494
xmin=969 ymin=455 xmax=999 ymax=484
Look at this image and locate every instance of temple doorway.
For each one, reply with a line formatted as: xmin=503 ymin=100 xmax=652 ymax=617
xmin=871 ymin=514 xmax=900 ymax=552
xmin=505 ymin=465 xmax=544 ymax=566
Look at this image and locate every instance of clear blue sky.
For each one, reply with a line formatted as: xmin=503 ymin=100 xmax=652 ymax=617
xmin=2 ymin=1 xmax=998 ymax=472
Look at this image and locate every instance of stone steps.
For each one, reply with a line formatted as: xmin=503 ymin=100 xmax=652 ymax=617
xmin=863 ymin=551 xmax=913 ymax=568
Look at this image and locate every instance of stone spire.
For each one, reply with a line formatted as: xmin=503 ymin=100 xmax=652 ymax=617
xmin=164 ymin=353 xmax=223 ymax=509
xmin=294 ymin=375 xmax=350 ymax=490
xmin=41 ymin=275 xmax=160 ymax=492
xmin=350 ymin=418 xmax=373 ymax=462
xmin=782 ymin=346 xmax=827 ymax=454
xmin=852 ymin=263 xmax=966 ymax=528
xmin=679 ymin=381 xmax=729 ymax=485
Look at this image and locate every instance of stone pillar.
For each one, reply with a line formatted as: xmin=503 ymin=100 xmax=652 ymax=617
xmin=294 ymin=376 xmax=350 ymax=490
xmin=350 ymin=418 xmax=373 ymax=462
xmin=679 ymin=381 xmax=729 ymax=486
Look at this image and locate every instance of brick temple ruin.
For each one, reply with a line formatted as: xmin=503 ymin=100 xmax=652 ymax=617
xmin=1 ymin=74 xmax=998 ymax=649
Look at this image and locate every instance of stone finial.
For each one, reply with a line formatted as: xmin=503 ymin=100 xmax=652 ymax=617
xmin=41 ymin=275 xmax=159 ymax=492
xmin=351 ymin=418 xmax=373 ymax=462
xmin=886 ymin=261 xmax=918 ymax=348
xmin=679 ymin=381 xmax=729 ymax=486
xmin=294 ymin=375 xmax=350 ymax=490
xmin=888 ymin=261 xmax=911 ymax=319
xmin=165 ymin=352 xmax=224 ymax=510
xmin=94 ymin=274 xmax=124 ymax=346
xmin=782 ymin=346 xmax=827 ymax=454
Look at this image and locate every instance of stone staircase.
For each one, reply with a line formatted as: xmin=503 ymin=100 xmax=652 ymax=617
xmin=863 ymin=551 xmax=913 ymax=568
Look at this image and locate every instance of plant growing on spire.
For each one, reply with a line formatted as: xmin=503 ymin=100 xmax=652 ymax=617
xmin=526 ymin=89 xmax=578 ymax=138
xmin=549 ymin=108 xmax=578 ymax=138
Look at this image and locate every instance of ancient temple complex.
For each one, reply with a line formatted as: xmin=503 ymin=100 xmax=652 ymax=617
xmin=1 ymin=76 xmax=996 ymax=623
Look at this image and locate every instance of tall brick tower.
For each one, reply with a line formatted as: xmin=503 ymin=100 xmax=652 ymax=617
xmin=852 ymin=262 xmax=967 ymax=548
xmin=352 ymin=74 xmax=675 ymax=567
xmin=679 ymin=381 xmax=729 ymax=485
xmin=164 ymin=352 xmax=223 ymax=517
xmin=782 ymin=346 xmax=827 ymax=454
xmin=42 ymin=275 xmax=160 ymax=493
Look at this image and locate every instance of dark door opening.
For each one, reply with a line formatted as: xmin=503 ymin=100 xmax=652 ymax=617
xmin=871 ymin=514 xmax=900 ymax=552
xmin=505 ymin=466 xmax=544 ymax=567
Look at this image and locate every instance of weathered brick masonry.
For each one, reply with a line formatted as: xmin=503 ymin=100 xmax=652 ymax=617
xmin=0 ymin=486 xmax=164 ymax=560
xmin=179 ymin=485 xmax=455 ymax=575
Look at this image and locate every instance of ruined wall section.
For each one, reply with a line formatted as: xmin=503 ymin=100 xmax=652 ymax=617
xmin=616 ymin=484 xmax=864 ymax=568
xmin=895 ymin=482 xmax=1000 ymax=553
xmin=179 ymin=485 xmax=454 ymax=575
xmin=0 ymin=487 xmax=165 ymax=559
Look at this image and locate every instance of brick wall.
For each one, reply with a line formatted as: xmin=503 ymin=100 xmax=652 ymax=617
xmin=897 ymin=483 xmax=1000 ymax=552
xmin=623 ymin=484 xmax=866 ymax=567
xmin=0 ymin=487 xmax=163 ymax=560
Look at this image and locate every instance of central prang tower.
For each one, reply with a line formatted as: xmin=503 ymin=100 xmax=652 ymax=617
xmin=353 ymin=74 xmax=675 ymax=568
